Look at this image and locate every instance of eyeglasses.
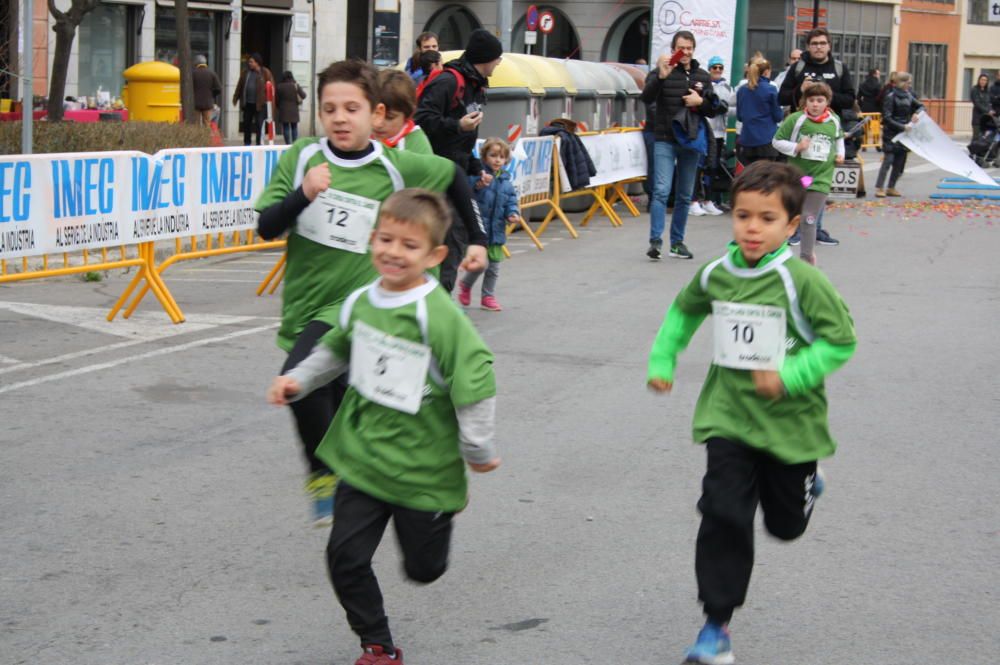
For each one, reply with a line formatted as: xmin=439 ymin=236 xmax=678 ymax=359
xmin=809 ymin=41 xmax=829 ymax=47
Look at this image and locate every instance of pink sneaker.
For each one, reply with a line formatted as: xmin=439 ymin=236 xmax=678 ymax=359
xmin=355 ymin=645 xmax=402 ymax=665
xmin=457 ymin=282 xmax=471 ymax=307
xmin=481 ymin=296 xmax=502 ymax=311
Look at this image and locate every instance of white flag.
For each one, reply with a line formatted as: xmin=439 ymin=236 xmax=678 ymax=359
xmin=894 ymin=111 xmax=999 ymax=188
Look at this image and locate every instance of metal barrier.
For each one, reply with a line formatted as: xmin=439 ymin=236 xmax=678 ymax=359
xmin=1 ymin=244 xmax=183 ymax=323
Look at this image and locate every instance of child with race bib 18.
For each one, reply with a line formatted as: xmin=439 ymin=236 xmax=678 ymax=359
xmin=647 ymin=161 xmax=856 ymax=665
xmin=771 ymin=81 xmax=845 ymax=266
xmin=268 ymin=189 xmax=500 ymax=665
xmin=255 ymin=60 xmax=487 ymax=527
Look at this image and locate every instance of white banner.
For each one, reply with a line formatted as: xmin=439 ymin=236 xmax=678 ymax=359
xmin=894 ymin=111 xmax=998 ymax=187
xmin=651 ymin=0 xmax=738 ymax=73
xmin=0 ymin=145 xmax=288 ymax=260
xmin=576 ymin=132 xmax=648 ymax=189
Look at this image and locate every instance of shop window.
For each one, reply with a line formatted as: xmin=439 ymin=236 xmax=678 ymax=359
xmin=155 ymin=8 xmax=221 ymax=72
xmin=908 ymin=42 xmax=947 ymax=98
xmin=968 ymin=0 xmax=1000 ymax=23
xmin=424 ymin=5 xmax=482 ymax=51
xmin=78 ymin=3 xmax=137 ymax=99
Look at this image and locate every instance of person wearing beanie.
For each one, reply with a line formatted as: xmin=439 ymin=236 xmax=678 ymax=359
xmin=192 ymin=54 xmax=221 ymax=126
xmin=414 ymin=28 xmax=503 ymax=293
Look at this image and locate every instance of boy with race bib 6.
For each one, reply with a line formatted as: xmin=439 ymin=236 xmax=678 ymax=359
xmin=268 ymin=189 xmax=499 ymax=665
xmin=647 ymin=162 xmax=856 ymax=665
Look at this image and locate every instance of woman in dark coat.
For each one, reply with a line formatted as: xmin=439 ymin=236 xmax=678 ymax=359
xmin=874 ymin=72 xmax=924 ymax=198
xmin=232 ymin=53 xmax=275 ymax=146
xmin=971 ymin=74 xmax=992 ymax=142
xmin=275 ymin=71 xmax=307 ymax=144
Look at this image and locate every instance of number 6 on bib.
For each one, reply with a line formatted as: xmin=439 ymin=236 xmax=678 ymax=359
xmin=712 ymin=301 xmax=787 ymax=371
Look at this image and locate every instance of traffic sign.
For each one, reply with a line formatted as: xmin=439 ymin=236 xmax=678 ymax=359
xmin=524 ymin=30 xmax=538 ymax=45
xmin=539 ymin=11 xmax=555 ymax=34
xmin=526 ymin=4 xmax=539 ymax=31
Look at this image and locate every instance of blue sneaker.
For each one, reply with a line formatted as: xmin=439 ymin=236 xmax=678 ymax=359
xmin=788 ymin=233 xmax=801 ymax=246
xmin=305 ymin=471 xmax=337 ymax=528
xmin=810 ymin=466 xmax=826 ymax=499
xmin=684 ymin=621 xmax=734 ymax=665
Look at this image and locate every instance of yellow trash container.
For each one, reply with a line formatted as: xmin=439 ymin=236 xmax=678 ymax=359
xmin=122 ymin=62 xmax=181 ymax=122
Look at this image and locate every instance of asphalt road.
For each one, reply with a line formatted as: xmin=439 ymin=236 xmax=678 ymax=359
xmin=2 ymin=155 xmax=998 ymax=665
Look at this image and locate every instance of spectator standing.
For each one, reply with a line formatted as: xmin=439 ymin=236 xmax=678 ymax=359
xmin=858 ymin=69 xmax=882 ymax=114
xmin=971 ymin=75 xmax=991 ymax=142
xmin=692 ymin=55 xmax=733 ymax=216
xmin=192 ymin=54 xmax=221 ymax=126
xmin=275 ymin=71 xmax=307 ymax=145
xmin=640 ymin=30 xmax=721 ymax=261
xmin=641 ymin=68 xmax=657 ymax=209
xmin=778 ymin=29 xmax=855 ymax=118
xmin=232 ymin=53 xmax=275 ymax=146
xmin=414 ymin=28 xmax=501 ymax=292
xmin=874 ymin=72 xmax=924 ymax=198
xmin=736 ymin=57 xmax=782 ymax=166
xmin=990 ymin=71 xmax=1000 ymax=115
xmin=405 ymin=31 xmax=439 ymax=85
xmin=771 ymin=48 xmax=802 ymax=90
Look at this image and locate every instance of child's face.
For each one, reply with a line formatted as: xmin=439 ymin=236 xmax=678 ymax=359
xmin=484 ymin=147 xmax=507 ymax=173
xmin=804 ymin=95 xmax=829 ymax=117
xmin=371 ymin=215 xmax=447 ymax=291
xmin=731 ymin=189 xmax=799 ymax=266
xmin=318 ymin=81 xmax=384 ymax=152
xmin=372 ymin=109 xmax=408 ymax=141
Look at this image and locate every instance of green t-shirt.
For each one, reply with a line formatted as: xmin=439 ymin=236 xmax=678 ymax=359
xmin=654 ymin=244 xmax=856 ymax=463
xmin=774 ymin=111 xmax=844 ymax=194
xmin=316 ymin=279 xmax=496 ymax=512
xmin=255 ymin=138 xmax=456 ymax=351
xmin=398 ymin=125 xmax=433 ymax=154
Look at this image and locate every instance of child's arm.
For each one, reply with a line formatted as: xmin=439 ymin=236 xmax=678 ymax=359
xmin=257 ymin=160 xmax=330 ymax=240
xmin=771 ymin=116 xmax=801 ymax=156
xmin=777 ymin=339 xmax=856 ymax=396
xmin=504 ymin=180 xmax=520 ymax=221
xmin=456 ymin=397 xmax=500 ymax=472
xmin=647 ymin=301 xmax=707 ymax=391
xmin=269 ymin=344 xmax=348 ymax=405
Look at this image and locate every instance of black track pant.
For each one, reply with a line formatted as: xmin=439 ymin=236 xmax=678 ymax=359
xmin=327 ymin=481 xmax=454 ymax=649
xmin=695 ymin=438 xmax=819 ymax=624
xmin=875 ymin=146 xmax=909 ymax=189
xmin=280 ymin=320 xmax=348 ymax=475
xmin=439 ymin=213 xmax=468 ymax=294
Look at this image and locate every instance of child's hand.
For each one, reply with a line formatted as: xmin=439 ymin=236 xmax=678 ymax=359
xmin=302 ymin=163 xmax=331 ymax=201
xmin=461 ymin=244 xmax=488 ymax=273
xmin=507 ymin=214 xmax=519 ymax=223
xmin=834 ymin=155 xmax=844 ymax=165
xmin=268 ymin=376 xmax=301 ymax=405
xmin=468 ymin=457 xmax=501 ymax=473
xmin=647 ymin=378 xmax=673 ymax=393
xmin=751 ymin=370 xmax=785 ymax=399
xmin=796 ymin=137 xmax=811 ymax=154
xmin=479 ymin=172 xmax=494 ymax=187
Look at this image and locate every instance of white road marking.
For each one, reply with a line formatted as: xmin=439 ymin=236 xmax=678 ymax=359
xmin=0 ymin=323 xmax=278 ymax=395
xmin=0 ymin=301 xmax=258 ymax=341
xmin=0 ymin=353 xmax=20 ymax=364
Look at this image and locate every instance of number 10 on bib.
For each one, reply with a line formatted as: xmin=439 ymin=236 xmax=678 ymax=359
xmin=712 ymin=301 xmax=787 ymax=371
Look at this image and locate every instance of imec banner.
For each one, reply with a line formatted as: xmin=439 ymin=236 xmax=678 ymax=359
xmin=0 ymin=146 xmax=287 ymax=260
xmin=650 ymin=0 xmax=738 ymax=69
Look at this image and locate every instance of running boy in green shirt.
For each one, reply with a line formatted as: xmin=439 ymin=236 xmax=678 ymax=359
xmin=372 ymin=69 xmax=433 ymax=154
xmin=268 ymin=188 xmax=499 ymax=665
xmin=647 ymin=161 xmax=856 ymax=665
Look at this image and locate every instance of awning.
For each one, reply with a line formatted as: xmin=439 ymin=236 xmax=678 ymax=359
xmin=243 ymin=0 xmax=294 ymax=10
xmin=155 ymin=0 xmax=232 ymax=9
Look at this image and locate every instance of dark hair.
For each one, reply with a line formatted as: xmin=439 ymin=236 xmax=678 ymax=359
xmin=411 ymin=31 xmax=439 ymax=74
xmin=316 ymin=59 xmax=380 ymax=109
xmin=731 ymin=161 xmax=806 ymax=220
xmin=419 ymin=49 xmax=441 ymax=76
xmin=801 ymin=81 xmax=833 ymax=104
xmin=281 ymin=70 xmax=295 ymax=83
xmin=805 ymin=28 xmax=830 ymax=44
xmin=379 ymin=188 xmax=452 ymax=246
xmin=377 ymin=69 xmax=416 ymax=118
xmin=671 ymin=30 xmax=696 ymax=49
xmin=416 ymin=31 xmax=438 ymax=48
xmin=249 ymin=52 xmax=264 ymax=66
xmin=868 ymin=68 xmax=879 ymax=77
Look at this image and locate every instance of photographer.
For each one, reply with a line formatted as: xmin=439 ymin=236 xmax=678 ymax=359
xmin=778 ymin=28 xmax=855 ymax=118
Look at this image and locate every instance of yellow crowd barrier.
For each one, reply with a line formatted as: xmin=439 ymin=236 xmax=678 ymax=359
xmin=0 ymin=243 xmax=184 ymax=323
xmin=861 ymin=113 xmax=882 ymax=150
xmin=116 ymin=230 xmax=286 ymax=321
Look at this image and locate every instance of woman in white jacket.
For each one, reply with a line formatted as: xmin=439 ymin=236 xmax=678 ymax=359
xmin=692 ymin=56 xmax=738 ymax=215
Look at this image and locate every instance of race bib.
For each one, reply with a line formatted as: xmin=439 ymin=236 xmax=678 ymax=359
xmin=349 ymin=321 xmax=431 ymax=415
xmin=712 ymin=301 xmax=787 ymax=370
xmin=296 ymin=189 xmax=380 ymax=254
xmin=803 ymin=135 xmax=832 ymax=162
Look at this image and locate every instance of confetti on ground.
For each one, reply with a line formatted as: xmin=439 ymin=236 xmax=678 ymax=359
xmin=828 ymin=200 xmax=1000 ymax=223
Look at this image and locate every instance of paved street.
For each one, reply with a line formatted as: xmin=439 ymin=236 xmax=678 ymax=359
xmin=1 ymin=154 xmax=998 ymax=665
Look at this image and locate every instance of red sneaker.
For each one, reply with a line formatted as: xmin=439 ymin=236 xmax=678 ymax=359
xmin=481 ymin=295 xmax=502 ymax=311
xmin=457 ymin=281 xmax=472 ymax=307
xmin=355 ymin=645 xmax=403 ymax=665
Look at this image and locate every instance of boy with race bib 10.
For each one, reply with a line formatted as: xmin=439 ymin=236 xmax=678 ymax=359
xmin=647 ymin=161 xmax=856 ymax=665
xmin=268 ymin=188 xmax=499 ymax=665
xmin=255 ymin=60 xmax=487 ymax=527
